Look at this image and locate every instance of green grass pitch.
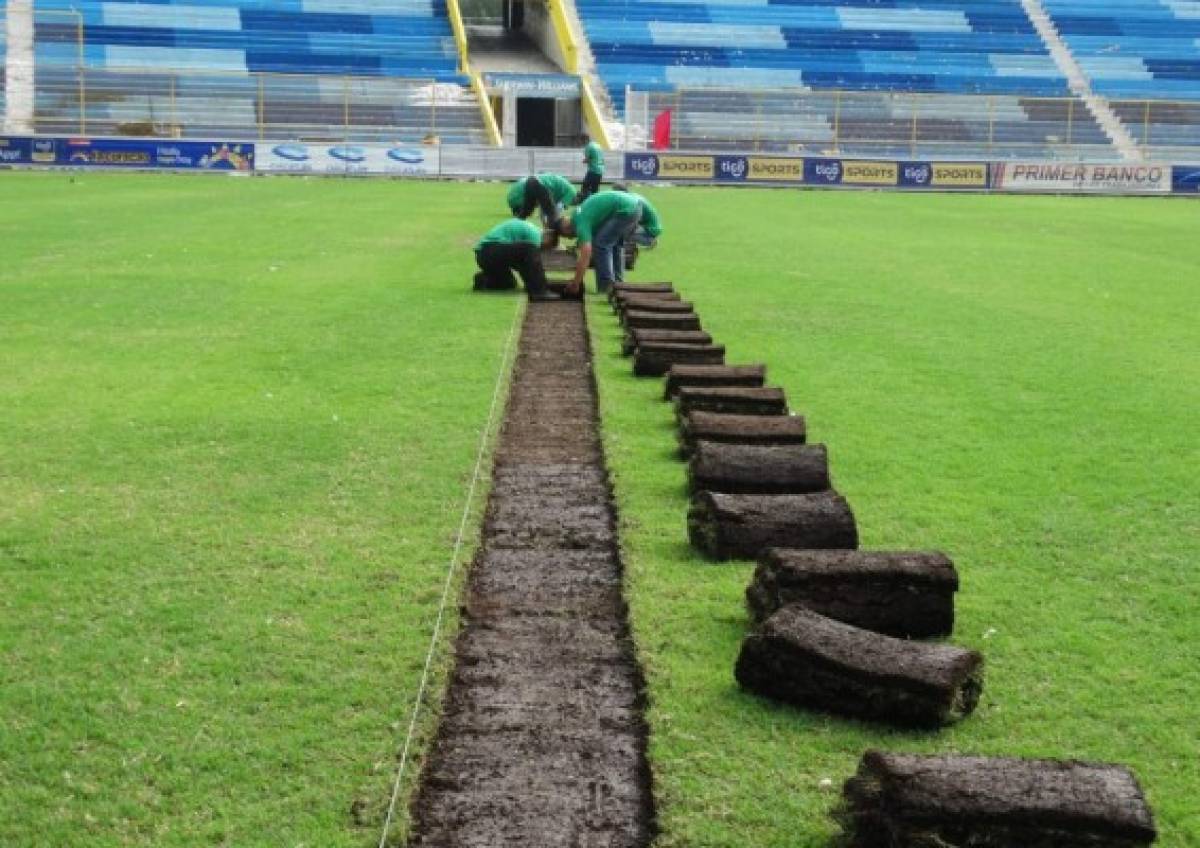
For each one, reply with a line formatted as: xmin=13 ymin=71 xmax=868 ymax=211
xmin=1 ymin=171 xmax=1197 ymax=847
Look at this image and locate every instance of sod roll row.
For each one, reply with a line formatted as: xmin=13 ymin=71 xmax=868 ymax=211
xmin=604 ymin=276 xmax=1153 ymax=842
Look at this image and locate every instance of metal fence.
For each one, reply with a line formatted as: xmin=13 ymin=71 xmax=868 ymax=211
xmin=624 ymin=87 xmax=1200 ymax=160
xmin=27 ymin=65 xmax=484 ymax=143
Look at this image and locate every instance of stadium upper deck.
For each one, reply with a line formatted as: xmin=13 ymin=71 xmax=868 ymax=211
xmin=578 ymin=0 xmax=1069 ymax=114
xmin=2 ymin=0 xmax=489 ymax=142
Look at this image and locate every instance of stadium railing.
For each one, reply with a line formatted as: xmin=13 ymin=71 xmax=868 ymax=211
xmin=624 ymin=86 xmax=1200 ymax=160
xmin=27 ymin=64 xmax=488 ymax=144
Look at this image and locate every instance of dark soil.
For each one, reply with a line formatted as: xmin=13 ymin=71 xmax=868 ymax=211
xmin=408 ymin=302 xmax=655 ymax=848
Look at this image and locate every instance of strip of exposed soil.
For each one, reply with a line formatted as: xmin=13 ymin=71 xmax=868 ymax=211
xmin=408 ymin=301 xmax=655 ymax=847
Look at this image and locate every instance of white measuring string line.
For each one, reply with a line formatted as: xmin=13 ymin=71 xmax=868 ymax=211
xmin=377 ymin=297 xmax=524 ymax=848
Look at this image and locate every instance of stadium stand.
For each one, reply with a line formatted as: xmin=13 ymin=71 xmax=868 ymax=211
xmin=574 ymin=0 xmax=1126 ymax=156
xmin=9 ymin=0 xmax=488 ymax=141
xmin=577 ymin=0 xmax=1072 ymax=113
xmin=1041 ymin=0 xmax=1200 ymax=154
xmin=640 ymin=87 xmax=1109 ymax=158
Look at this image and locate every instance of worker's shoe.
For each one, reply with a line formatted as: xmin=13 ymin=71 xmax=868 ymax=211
xmin=528 ymin=291 xmax=562 ymax=302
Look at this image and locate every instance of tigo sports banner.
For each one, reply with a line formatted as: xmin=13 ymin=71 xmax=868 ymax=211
xmin=0 ymin=136 xmax=33 ymax=165
xmin=257 ymin=142 xmax=439 ymax=176
xmin=626 ymin=153 xmax=991 ymax=190
xmin=992 ymin=162 xmax=1170 ymax=194
xmin=1171 ymin=165 xmax=1200 ymax=194
xmin=899 ymin=162 xmax=990 ymax=189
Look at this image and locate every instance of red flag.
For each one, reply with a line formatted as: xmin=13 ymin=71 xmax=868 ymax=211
xmin=652 ymin=109 xmax=672 ymax=150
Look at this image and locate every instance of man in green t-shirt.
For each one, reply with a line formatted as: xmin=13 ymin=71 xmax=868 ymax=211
xmin=557 ymin=190 xmax=642 ymax=294
xmin=610 ymin=186 xmax=663 ymax=273
xmin=577 ymin=134 xmax=605 ymax=203
xmin=507 ymin=173 xmax=576 ymax=227
xmin=618 ymin=188 xmax=663 ymax=246
xmin=474 ymin=219 xmax=559 ymax=300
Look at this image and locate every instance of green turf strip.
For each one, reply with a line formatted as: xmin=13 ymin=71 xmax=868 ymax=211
xmin=0 ymin=172 xmax=521 ymax=846
xmin=590 ymin=188 xmax=1199 ymax=846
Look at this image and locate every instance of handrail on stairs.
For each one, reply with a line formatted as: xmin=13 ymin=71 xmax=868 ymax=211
xmin=545 ymin=0 xmax=612 ymax=150
xmin=446 ymin=0 xmax=502 ymax=147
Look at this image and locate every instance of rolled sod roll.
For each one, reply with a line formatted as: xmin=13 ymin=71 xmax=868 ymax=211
xmin=688 ymin=442 xmax=830 ymax=495
xmin=664 ymin=364 xmax=766 ymax=399
xmin=612 ymin=290 xmax=682 ymax=312
xmin=622 ymin=329 xmax=713 ymax=356
xmin=675 ymin=386 xmax=788 ymax=419
xmin=746 ymin=549 xmax=958 ymax=638
xmin=837 ymin=751 xmax=1157 ymax=848
xmin=617 ymin=299 xmax=696 ymax=324
xmin=735 ymin=606 xmax=983 ymax=727
xmin=607 ymin=282 xmax=674 ymax=303
xmin=677 ymin=411 xmax=807 ymax=456
xmin=545 ymin=281 xmax=583 ymax=300
xmin=634 ymin=343 xmax=725 ymax=377
xmin=689 ymin=491 xmax=858 ymax=559
xmin=625 ymin=310 xmax=702 ymax=332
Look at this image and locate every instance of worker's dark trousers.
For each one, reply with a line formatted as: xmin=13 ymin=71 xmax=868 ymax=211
xmin=577 ymin=170 xmax=602 ymax=203
xmin=475 ymin=242 xmax=548 ymax=297
xmin=517 ymin=177 xmax=559 ymax=223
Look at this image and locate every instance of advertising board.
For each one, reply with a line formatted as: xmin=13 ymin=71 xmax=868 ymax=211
xmin=625 ymin=153 xmax=994 ymax=190
xmin=256 ymin=142 xmax=439 ymax=176
xmin=56 ymin=138 xmax=254 ymax=170
xmin=1171 ymin=165 xmax=1200 ymax=194
xmin=0 ymin=136 xmax=33 ymax=165
xmin=992 ymin=162 xmax=1170 ymax=193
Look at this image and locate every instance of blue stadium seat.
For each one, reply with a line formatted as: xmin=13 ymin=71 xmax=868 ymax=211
xmin=578 ymin=0 xmax=1118 ymax=157
xmin=1041 ymin=0 xmax=1200 ymax=152
xmin=577 ymin=0 xmax=1071 ymax=115
xmin=6 ymin=0 xmax=487 ymax=142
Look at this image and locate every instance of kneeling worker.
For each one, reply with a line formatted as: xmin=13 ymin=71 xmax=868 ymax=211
xmin=474 ymin=219 xmax=559 ymax=301
xmin=557 ymin=190 xmax=642 ymax=295
xmin=508 ymin=173 xmax=577 ymax=227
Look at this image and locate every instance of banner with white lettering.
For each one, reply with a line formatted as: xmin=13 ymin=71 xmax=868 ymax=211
xmin=256 ymin=142 xmax=439 ymax=176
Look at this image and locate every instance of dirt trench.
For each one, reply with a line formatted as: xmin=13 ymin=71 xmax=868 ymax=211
xmin=408 ymin=300 xmax=655 ymax=848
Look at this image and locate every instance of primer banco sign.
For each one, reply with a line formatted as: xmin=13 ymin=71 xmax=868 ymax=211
xmin=992 ymin=162 xmax=1170 ymax=194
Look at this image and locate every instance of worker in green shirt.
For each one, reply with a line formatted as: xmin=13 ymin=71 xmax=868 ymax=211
xmin=577 ymin=134 xmax=605 ymax=203
xmin=610 ymin=186 xmax=663 ymax=273
xmin=621 ymin=189 xmax=663 ymax=246
xmin=557 ymin=190 xmax=642 ymax=294
xmin=473 ymin=218 xmax=559 ymax=301
xmin=507 ymin=173 xmax=576 ymax=227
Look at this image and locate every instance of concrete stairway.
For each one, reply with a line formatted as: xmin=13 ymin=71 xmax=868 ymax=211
xmin=1019 ymin=0 xmax=1140 ymax=160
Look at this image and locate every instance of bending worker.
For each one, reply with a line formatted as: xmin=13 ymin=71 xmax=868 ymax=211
xmin=621 ymin=189 xmax=663 ymax=246
xmin=558 ymin=190 xmax=642 ymax=295
xmin=577 ymin=134 xmax=605 ymax=203
xmin=507 ymin=172 xmax=577 ymax=228
xmin=473 ymin=218 xmax=559 ymax=301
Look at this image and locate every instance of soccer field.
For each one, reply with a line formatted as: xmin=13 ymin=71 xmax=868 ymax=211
xmin=1 ymin=171 xmax=1197 ymax=846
